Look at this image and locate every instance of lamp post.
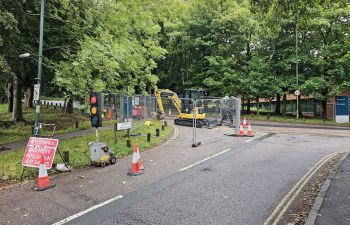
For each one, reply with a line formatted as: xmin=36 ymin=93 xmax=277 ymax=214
xmin=292 ymin=20 xmax=299 ymax=119
xmin=35 ymin=0 xmax=45 ymax=135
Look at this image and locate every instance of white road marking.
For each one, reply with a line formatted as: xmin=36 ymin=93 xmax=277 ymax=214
xmin=179 ymin=134 xmax=266 ymax=172
xmin=52 ymin=195 xmax=124 ymax=225
xmin=179 ymin=149 xmax=231 ymax=172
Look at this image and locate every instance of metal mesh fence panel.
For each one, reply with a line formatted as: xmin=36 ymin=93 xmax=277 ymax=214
xmin=192 ymin=97 xmax=241 ymax=145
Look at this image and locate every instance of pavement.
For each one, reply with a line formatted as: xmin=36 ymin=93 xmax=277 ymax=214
xmin=311 ymin=154 xmax=350 ymax=225
xmin=1 ymin=123 xmax=350 ymax=225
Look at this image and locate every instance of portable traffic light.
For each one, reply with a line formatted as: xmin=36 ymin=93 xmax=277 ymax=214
xmin=90 ymin=92 xmax=102 ymax=128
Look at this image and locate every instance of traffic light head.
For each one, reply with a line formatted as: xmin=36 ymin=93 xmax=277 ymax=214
xmin=90 ymin=92 xmax=102 ymax=128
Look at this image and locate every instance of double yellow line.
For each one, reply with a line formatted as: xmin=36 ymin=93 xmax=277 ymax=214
xmin=263 ymin=152 xmax=338 ymax=225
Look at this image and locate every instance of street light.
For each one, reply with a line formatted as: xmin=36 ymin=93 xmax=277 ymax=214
xmin=17 ymin=1 xmax=45 ymax=136
xmin=292 ymin=20 xmax=299 ymax=119
xmin=19 ymin=53 xmax=31 ymax=58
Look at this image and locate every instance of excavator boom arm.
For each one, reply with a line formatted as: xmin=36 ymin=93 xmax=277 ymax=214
xmin=155 ymin=89 xmax=182 ymax=115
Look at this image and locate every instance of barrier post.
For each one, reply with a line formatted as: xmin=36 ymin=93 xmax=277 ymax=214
xmin=236 ymin=97 xmax=241 ymax=136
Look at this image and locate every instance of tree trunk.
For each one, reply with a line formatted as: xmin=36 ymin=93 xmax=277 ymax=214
xmin=66 ymin=98 xmax=74 ymax=114
xmin=8 ymin=82 xmax=13 ymax=113
xmin=12 ymin=75 xmax=24 ymax=121
xmin=247 ymin=99 xmax=251 ymax=114
xmin=275 ymin=93 xmax=281 ymax=114
xmin=321 ymin=100 xmax=327 ymax=120
xmin=256 ymin=98 xmax=260 ymax=116
xmin=24 ymin=87 xmax=32 ymax=109
xmin=282 ymin=93 xmax=287 ymax=116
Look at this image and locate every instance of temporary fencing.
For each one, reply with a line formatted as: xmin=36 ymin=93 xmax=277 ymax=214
xmin=111 ymin=93 xmax=241 ymax=147
xmin=192 ymin=96 xmax=241 ymax=145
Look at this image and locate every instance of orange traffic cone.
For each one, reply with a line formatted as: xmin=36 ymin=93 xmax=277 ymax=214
xmin=247 ymin=122 xmax=254 ymax=137
xmin=239 ymin=123 xmax=245 ymax=136
xmin=32 ymin=155 xmax=55 ymax=191
xmin=107 ymin=109 xmax=112 ymax=120
xmin=242 ymin=116 xmax=247 ymax=128
xmin=127 ymin=145 xmax=143 ymax=176
xmin=135 ymin=144 xmax=144 ymax=170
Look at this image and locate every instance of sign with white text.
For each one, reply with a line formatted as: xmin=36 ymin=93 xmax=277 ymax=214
xmin=22 ymin=137 xmax=59 ymax=169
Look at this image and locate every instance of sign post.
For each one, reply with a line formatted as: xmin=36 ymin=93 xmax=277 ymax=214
xmin=335 ymin=96 xmax=349 ymax=123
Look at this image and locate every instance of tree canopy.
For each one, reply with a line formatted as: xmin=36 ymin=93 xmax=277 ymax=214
xmin=0 ymin=0 xmax=349 ymax=119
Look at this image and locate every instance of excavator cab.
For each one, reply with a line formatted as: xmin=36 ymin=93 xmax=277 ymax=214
xmin=183 ymin=89 xmax=208 ymax=101
xmin=181 ymin=89 xmax=208 ymax=114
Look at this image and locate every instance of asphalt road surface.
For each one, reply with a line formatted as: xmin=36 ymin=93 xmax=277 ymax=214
xmin=1 ymin=124 xmax=350 ymax=225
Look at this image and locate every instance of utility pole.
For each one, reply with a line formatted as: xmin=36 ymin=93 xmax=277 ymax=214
xmin=296 ymin=23 xmax=299 ymax=119
xmin=34 ymin=0 xmax=45 ymax=135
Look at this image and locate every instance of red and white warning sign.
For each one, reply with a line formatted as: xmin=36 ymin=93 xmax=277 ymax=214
xmin=22 ymin=137 xmax=59 ymax=169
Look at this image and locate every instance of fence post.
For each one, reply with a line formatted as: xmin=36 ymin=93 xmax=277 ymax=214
xmin=192 ymin=99 xmax=198 ymax=147
xmin=236 ymin=97 xmax=241 ymax=136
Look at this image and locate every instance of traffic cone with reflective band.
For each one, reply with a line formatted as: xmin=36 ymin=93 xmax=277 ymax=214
xmin=168 ymin=108 xmax=172 ymax=116
xmin=127 ymin=145 xmax=143 ymax=176
xmin=32 ymin=155 xmax=55 ymax=191
xmin=135 ymin=144 xmax=144 ymax=170
xmin=247 ymin=122 xmax=254 ymax=137
xmin=239 ymin=123 xmax=245 ymax=136
xmin=242 ymin=116 xmax=247 ymax=128
xmin=107 ymin=109 xmax=112 ymax=120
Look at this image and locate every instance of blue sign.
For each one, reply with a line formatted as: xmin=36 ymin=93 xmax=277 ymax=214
xmin=335 ymin=96 xmax=349 ymax=116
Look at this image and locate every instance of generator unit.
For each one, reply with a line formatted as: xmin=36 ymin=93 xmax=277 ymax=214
xmin=89 ymin=142 xmax=116 ymax=167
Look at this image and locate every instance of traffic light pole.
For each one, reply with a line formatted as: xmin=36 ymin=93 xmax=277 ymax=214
xmin=95 ymin=128 xmax=99 ymax=142
xmin=34 ymin=0 xmax=45 ymax=135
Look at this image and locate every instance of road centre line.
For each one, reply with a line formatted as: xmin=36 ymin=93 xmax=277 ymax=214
xmin=179 ymin=134 xmax=267 ymax=172
xmin=52 ymin=195 xmax=124 ymax=225
xmin=245 ymin=133 xmax=268 ymax=143
xmin=263 ymin=152 xmax=337 ymax=225
xmin=179 ymin=149 xmax=231 ymax=172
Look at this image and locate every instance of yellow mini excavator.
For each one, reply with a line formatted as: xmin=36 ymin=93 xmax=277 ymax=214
xmin=154 ymin=89 xmax=210 ymax=128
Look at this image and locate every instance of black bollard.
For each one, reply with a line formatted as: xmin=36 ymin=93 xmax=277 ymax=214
xmin=75 ymin=121 xmax=79 ymax=129
xmin=156 ymin=128 xmax=160 ymax=137
xmin=147 ymin=133 xmax=151 ymax=142
xmin=127 ymin=139 xmax=131 ymax=148
xmin=63 ymin=151 xmax=70 ymax=163
xmin=162 ymin=124 xmax=165 ymax=131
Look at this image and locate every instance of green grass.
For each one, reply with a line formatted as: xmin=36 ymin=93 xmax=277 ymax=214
xmin=0 ymin=119 xmax=172 ymax=182
xmin=0 ymin=103 xmax=120 ymax=145
xmin=247 ymin=113 xmax=350 ymax=127
xmin=0 ymin=103 xmax=7 ymax=114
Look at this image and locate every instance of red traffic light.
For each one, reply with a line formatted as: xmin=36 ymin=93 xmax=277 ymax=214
xmin=90 ymin=96 xmax=97 ymax=104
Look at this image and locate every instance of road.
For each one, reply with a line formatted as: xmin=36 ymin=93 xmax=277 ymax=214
xmin=1 ymin=123 xmax=350 ymax=225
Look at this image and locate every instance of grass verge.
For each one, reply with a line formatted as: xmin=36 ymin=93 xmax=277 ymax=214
xmin=0 ymin=103 xmax=117 ymax=145
xmin=0 ymin=119 xmax=172 ymax=183
xmin=247 ymin=113 xmax=350 ymax=127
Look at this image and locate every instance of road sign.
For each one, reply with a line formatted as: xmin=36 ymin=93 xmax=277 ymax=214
xmin=22 ymin=137 xmax=59 ymax=169
xmin=294 ymin=90 xmax=300 ymax=96
xmin=33 ymin=84 xmax=40 ymax=101
xmin=116 ymin=122 xmax=132 ymax=130
xmin=335 ymin=96 xmax=349 ymax=123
